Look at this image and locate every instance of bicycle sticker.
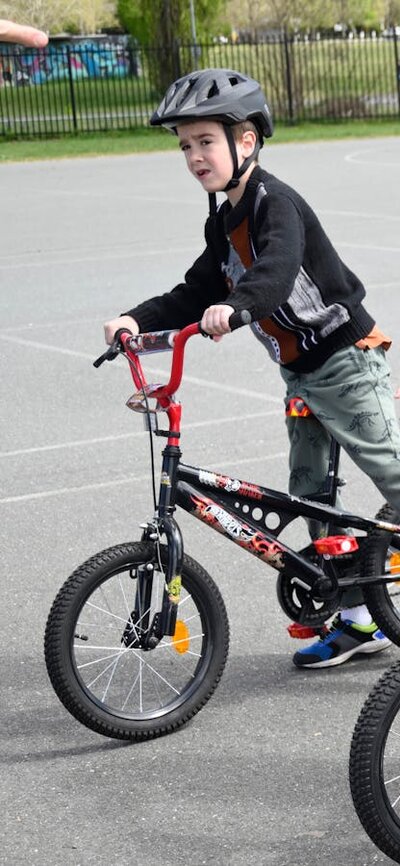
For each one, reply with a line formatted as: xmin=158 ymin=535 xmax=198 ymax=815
xmin=168 ymin=575 xmax=182 ymax=603
xmin=198 ymin=470 xmax=263 ymax=499
xmin=191 ymin=494 xmax=284 ymax=569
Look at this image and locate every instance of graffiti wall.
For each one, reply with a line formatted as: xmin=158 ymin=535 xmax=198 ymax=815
xmin=0 ymin=35 xmax=141 ymax=87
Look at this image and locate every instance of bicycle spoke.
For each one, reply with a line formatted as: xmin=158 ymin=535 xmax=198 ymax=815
xmin=53 ymin=544 xmax=228 ymax=728
xmin=118 ymin=575 xmax=143 ymax=645
xmin=86 ymin=651 xmax=127 ymax=689
xmin=76 ymin=650 xmax=124 ymax=669
xmin=45 ymin=540 xmax=228 ymax=740
xmin=101 ymin=651 xmax=125 ymax=701
xmin=121 ymin=669 xmax=141 ymax=711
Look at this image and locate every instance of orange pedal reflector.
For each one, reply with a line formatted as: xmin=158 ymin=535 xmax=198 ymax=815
xmin=172 ymin=620 xmax=190 ymax=654
xmin=313 ymin=535 xmax=359 ymax=556
xmin=389 ymin=552 xmax=400 ymax=576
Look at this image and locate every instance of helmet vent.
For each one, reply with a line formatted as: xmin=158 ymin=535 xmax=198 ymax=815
xmin=207 ymin=82 xmax=219 ymax=98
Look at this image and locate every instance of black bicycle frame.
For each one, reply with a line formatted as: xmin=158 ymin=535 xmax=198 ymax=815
xmin=175 ymin=462 xmax=400 ymax=590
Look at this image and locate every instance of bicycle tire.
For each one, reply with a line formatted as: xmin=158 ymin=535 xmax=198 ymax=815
xmin=362 ymin=504 xmax=400 ymax=646
xmin=350 ymin=661 xmax=400 ymax=863
xmin=44 ymin=541 xmax=229 ymax=741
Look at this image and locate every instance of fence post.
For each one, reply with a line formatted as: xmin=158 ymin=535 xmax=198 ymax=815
xmin=172 ymin=38 xmax=181 ymax=81
xmin=66 ymin=44 xmax=78 ymax=132
xmin=392 ymin=26 xmax=400 ymax=118
xmin=283 ymin=29 xmax=295 ymax=124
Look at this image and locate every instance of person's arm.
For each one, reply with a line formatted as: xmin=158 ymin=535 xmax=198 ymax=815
xmin=0 ymin=20 xmax=48 ymax=47
xmin=104 ymin=239 xmax=227 ymax=344
xmin=227 ymin=192 xmax=305 ymax=321
xmin=124 ymin=233 xmax=227 ymax=330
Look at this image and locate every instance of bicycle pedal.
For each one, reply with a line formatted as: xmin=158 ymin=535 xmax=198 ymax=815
xmin=287 ymin=622 xmax=328 ymax=639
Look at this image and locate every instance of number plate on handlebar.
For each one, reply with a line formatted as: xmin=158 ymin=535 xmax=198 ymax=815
xmin=128 ymin=330 xmax=179 ymax=355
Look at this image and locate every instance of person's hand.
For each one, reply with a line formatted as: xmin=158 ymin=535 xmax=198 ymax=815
xmin=200 ymin=304 xmax=235 ymax=339
xmin=104 ymin=315 xmax=139 ymax=345
xmin=0 ymin=19 xmax=48 ymax=47
xmin=395 ymin=387 xmax=400 ymax=400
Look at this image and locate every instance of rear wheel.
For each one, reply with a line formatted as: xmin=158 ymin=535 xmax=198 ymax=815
xmin=362 ymin=504 xmax=400 ymax=646
xmin=350 ymin=662 xmax=400 ymax=863
xmin=45 ymin=541 xmax=229 ymax=741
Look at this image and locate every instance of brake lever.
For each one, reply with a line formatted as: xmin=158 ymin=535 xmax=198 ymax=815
xmin=93 ymin=339 xmax=121 ymax=368
xmin=93 ymin=328 xmax=133 ymax=368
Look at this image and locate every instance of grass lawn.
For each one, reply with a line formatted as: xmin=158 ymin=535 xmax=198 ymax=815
xmin=0 ymin=119 xmax=399 ymax=162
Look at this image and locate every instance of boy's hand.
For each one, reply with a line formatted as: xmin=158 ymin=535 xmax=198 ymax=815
xmin=201 ymin=304 xmax=235 ymax=337
xmin=104 ymin=315 xmax=139 ymax=345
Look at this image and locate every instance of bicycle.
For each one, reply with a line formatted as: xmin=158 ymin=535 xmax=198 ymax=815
xmin=350 ymin=660 xmax=400 ymax=863
xmin=45 ymin=314 xmax=400 ymax=741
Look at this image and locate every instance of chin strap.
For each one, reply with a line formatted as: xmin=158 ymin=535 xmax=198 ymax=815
xmin=207 ymin=125 xmax=263 ymax=215
xmin=208 ymin=192 xmax=218 ymax=218
xmin=223 ymin=125 xmax=262 ymax=192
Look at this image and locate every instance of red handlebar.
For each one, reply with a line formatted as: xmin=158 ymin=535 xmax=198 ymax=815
xmin=118 ymin=310 xmax=250 ymax=403
xmin=121 ymin=322 xmax=201 ymax=403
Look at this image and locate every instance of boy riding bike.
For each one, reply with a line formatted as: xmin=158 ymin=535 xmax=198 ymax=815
xmin=104 ymin=67 xmax=400 ymax=669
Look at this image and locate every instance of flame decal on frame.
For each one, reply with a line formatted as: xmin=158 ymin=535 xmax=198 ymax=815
xmin=190 ymin=493 xmax=284 ymax=569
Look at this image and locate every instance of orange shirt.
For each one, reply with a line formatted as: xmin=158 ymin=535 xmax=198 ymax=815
xmin=355 ymin=325 xmax=392 ymax=351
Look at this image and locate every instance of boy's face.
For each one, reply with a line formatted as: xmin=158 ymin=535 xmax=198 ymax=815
xmin=177 ymin=120 xmax=237 ymax=193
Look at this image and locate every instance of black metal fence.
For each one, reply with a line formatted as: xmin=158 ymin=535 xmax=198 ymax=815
xmin=1 ymin=31 xmax=400 ymax=137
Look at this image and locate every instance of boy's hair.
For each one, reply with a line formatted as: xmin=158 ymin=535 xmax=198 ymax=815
xmin=231 ymin=119 xmax=260 ymax=141
xmin=176 ymin=117 xmax=259 ymax=141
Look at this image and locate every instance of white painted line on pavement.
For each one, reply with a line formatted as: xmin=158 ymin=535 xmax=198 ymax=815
xmin=0 ymin=333 xmax=281 ymax=403
xmin=0 ymin=410 xmax=281 ymax=458
xmin=319 ymin=208 xmax=400 ymax=223
xmin=345 ymin=148 xmax=400 ymax=168
xmin=0 ymin=244 xmax=201 ymax=271
xmin=0 ymin=451 xmax=288 ymax=504
xmin=337 ymin=241 xmax=400 ymax=254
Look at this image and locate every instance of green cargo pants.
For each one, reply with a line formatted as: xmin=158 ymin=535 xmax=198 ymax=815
xmin=280 ymin=345 xmax=400 ymax=607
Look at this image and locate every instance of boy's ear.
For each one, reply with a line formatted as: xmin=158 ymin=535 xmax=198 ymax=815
xmin=241 ymin=129 xmax=258 ymax=155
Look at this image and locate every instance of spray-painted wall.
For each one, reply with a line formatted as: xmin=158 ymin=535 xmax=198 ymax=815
xmin=0 ymin=35 xmax=141 ymax=86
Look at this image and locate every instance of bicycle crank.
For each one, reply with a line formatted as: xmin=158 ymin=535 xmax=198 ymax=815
xmin=276 ymin=570 xmax=340 ymax=627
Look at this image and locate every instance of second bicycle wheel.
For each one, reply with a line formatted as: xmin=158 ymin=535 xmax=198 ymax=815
xmin=44 ymin=541 xmax=229 ymax=741
xmin=350 ymin=661 xmax=400 ymax=863
xmin=362 ymin=504 xmax=400 ymax=646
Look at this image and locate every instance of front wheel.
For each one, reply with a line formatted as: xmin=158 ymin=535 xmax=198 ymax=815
xmin=44 ymin=542 xmax=229 ymax=741
xmin=362 ymin=504 xmax=400 ymax=646
xmin=350 ymin=662 xmax=400 ymax=863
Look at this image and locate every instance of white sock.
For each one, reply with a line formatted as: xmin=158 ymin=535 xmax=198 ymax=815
xmin=340 ymin=604 xmax=373 ymax=626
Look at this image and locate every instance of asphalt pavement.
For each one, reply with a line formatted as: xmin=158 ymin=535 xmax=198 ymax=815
xmin=1 ymin=137 xmax=400 ymax=866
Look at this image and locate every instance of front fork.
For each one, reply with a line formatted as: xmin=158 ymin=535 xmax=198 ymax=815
xmin=138 ymin=444 xmax=183 ymax=642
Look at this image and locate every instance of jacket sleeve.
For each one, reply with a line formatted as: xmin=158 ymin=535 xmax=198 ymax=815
xmin=228 ymin=192 xmax=306 ymax=321
xmin=123 ymin=221 xmax=228 ymax=332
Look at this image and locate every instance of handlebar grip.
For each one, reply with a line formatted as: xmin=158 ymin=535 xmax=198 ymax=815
xmin=93 ymin=328 xmax=133 ymax=368
xmin=229 ymin=310 xmax=252 ymax=331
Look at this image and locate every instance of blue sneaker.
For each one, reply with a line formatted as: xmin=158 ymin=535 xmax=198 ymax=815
xmin=293 ymin=617 xmax=391 ymax=669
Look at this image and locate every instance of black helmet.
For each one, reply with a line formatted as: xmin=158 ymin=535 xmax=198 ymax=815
xmin=150 ymin=67 xmax=273 ymax=140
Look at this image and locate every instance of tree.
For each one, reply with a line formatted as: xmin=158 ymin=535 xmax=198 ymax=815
xmin=117 ymin=0 xmax=226 ymax=44
xmin=117 ymin=0 xmax=227 ymax=92
xmin=383 ymin=0 xmax=400 ymax=25
xmin=224 ymin=0 xmax=398 ymax=33
xmin=0 ymin=0 xmax=117 ymax=34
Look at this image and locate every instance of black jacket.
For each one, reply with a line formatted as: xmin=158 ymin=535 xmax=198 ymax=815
xmin=126 ymin=165 xmax=374 ymax=372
